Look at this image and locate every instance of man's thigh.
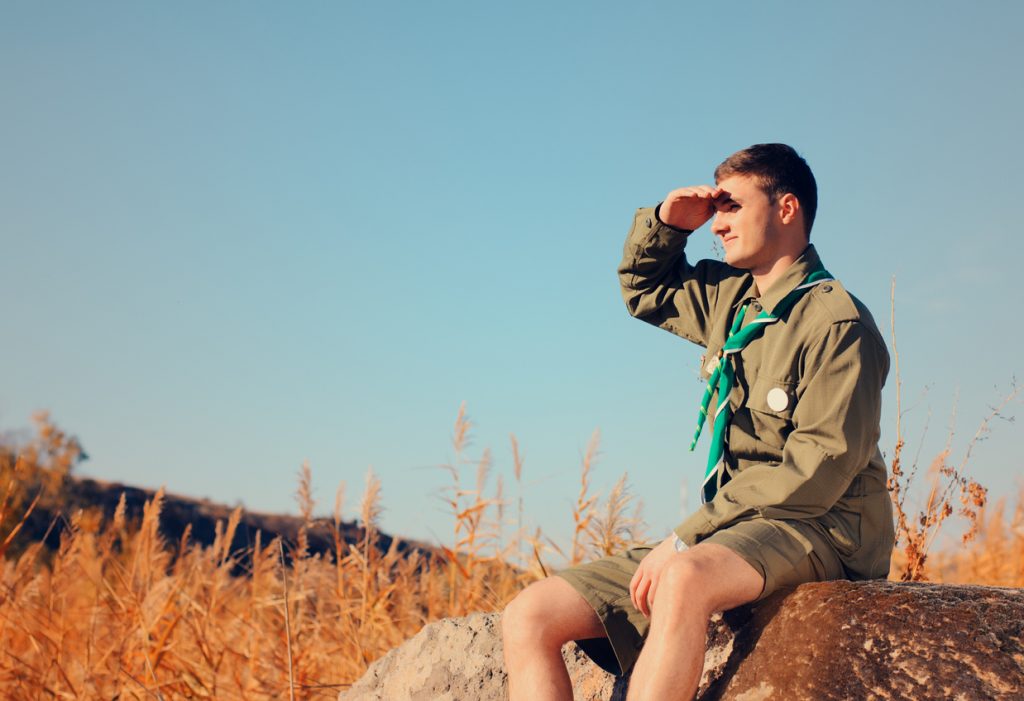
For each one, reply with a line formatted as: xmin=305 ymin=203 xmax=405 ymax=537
xmin=663 ymin=541 xmax=764 ymax=614
xmin=700 ymin=517 xmax=842 ymax=603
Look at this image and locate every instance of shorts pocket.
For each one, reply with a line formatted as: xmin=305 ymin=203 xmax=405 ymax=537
xmin=819 ymin=496 xmax=864 ymax=558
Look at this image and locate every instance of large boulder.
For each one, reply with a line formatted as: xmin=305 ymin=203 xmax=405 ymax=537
xmin=339 ymin=580 xmax=1024 ymax=700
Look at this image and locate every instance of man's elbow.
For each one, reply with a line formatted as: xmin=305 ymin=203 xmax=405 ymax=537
xmin=619 ymin=286 xmax=651 ymax=320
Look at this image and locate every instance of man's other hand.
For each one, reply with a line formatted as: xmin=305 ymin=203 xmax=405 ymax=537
xmin=658 ymin=185 xmax=724 ymax=231
xmin=628 ymin=534 xmax=684 ymax=618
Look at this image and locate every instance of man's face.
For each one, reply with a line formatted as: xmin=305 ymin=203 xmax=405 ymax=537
xmin=710 ymin=174 xmax=779 ymax=273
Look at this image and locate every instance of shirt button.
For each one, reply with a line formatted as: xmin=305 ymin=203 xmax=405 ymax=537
xmin=767 ymin=387 xmax=790 ymax=411
xmin=822 ymin=284 xmax=833 ymax=292
xmin=752 ymin=302 xmax=763 ymax=312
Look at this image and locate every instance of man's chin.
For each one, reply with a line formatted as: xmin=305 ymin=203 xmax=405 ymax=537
xmin=723 ymin=254 xmax=750 ymax=269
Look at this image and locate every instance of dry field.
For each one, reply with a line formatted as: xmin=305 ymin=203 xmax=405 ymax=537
xmin=1 ymin=399 xmax=1020 ymax=700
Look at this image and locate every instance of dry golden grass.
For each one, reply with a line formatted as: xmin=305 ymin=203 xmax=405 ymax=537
xmin=0 ymin=406 xmax=646 ymax=699
xmin=0 ymin=387 xmax=1020 ymax=698
xmin=929 ymin=492 xmax=1024 ymax=586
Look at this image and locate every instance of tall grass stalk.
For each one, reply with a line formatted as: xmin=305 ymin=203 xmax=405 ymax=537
xmin=887 ymin=278 xmax=1019 ymax=580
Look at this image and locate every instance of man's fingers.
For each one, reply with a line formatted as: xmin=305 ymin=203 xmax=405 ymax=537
xmin=635 ymin=576 xmax=652 ymax=617
xmin=630 ymin=566 xmax=648 ymax=614
xmin=660 ymin=184 xmax=720 ymax=230
xmin=629 ymin=568 xmax=642 ymax=610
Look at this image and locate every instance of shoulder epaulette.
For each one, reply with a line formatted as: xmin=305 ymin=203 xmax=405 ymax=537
xmin=808 ymin=279 xmax=861 ymax=324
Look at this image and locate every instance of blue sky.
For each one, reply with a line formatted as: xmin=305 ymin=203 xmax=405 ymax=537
xmin=2 ymin=2 xmax=1021 ymax=559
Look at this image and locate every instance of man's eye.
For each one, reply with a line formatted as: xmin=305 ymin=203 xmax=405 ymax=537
xmin=729 ymin=204 xmax=740 ymax=211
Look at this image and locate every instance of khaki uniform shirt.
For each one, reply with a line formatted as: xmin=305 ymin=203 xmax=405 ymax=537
xmin=618 ymin=206 xmax=895 ymax=580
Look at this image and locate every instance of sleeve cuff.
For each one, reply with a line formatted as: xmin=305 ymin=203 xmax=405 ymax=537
xmin=654 ymin=202 xmax=693 ymax=234
xmin=626 ymin=206 xmax=693 ymax=254
xmin=673 ymin=509 xmax=716 ymax=547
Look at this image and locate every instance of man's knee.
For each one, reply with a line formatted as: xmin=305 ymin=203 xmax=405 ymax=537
xmin=655 ymin=544 xmax=764 ymax=616
xmin=501 ymin=578 xmax=573 ymax=647
xmin=502 ymin=576 xmax=603 ymax=649
xmin=502 ymin=584 xmax=542 ymax=643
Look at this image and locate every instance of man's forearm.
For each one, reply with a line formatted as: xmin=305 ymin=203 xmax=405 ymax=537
xmin=617 ymin=206 xmax=723 ymax=347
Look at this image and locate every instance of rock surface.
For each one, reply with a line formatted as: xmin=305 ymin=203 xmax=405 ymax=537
xmin=706 ymin=580 xmax=1024 ymax=701
xmin=339 ymin=580 xmax=1024 ymax=701
xmin=338 ymin=612 xmax=625 ymax=701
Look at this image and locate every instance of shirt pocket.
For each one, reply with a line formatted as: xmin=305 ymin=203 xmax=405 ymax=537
xmin=744 ymin=375 xmax=797 ymax=451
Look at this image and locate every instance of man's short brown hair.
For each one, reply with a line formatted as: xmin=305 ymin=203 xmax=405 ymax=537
xmin=714 ymin=143 xmax=818 ymax=237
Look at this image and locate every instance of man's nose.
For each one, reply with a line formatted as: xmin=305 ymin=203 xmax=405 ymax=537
xmin=710 ymin=212 xmax=728 ymax=235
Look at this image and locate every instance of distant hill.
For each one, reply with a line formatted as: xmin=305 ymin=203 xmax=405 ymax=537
xmin=17 ymin=475 xmax=440 ymax=569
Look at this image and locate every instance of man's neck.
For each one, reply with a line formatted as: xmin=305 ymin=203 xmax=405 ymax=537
xmin=751 ymin=253 xmax=800 ymax=297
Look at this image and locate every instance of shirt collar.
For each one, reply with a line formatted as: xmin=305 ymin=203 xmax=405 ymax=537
xmin=731 ymin=244 xmax=822 ymax=313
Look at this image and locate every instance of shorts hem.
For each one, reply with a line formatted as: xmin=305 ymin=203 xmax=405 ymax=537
xmin=554 ymin=570 xmax=643 ymax=677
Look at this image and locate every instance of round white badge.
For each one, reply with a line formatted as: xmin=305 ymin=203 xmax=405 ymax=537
xmin=766 ymin=387 xmax=790 ymax=412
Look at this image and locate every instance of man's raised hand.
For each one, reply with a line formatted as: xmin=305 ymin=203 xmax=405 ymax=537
xmin=658 ymin=185 xmax=724 ymax=231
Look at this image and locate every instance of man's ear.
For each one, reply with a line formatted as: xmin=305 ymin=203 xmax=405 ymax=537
xmin=777 ymin=193 xmax=800 ymax=226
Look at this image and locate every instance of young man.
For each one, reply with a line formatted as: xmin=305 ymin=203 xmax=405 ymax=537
xmin=501 ymin=144 xmax=894 ymax=701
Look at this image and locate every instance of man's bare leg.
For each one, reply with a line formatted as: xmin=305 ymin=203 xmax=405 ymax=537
xmin=626 ymin=543 xmax=764 ymax=701
xmin=502 ymin=576 xmax=607 ymax=701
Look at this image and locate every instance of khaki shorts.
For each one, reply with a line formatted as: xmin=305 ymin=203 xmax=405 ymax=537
xmin=553 ymin=518 xmax=844 ymax=677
